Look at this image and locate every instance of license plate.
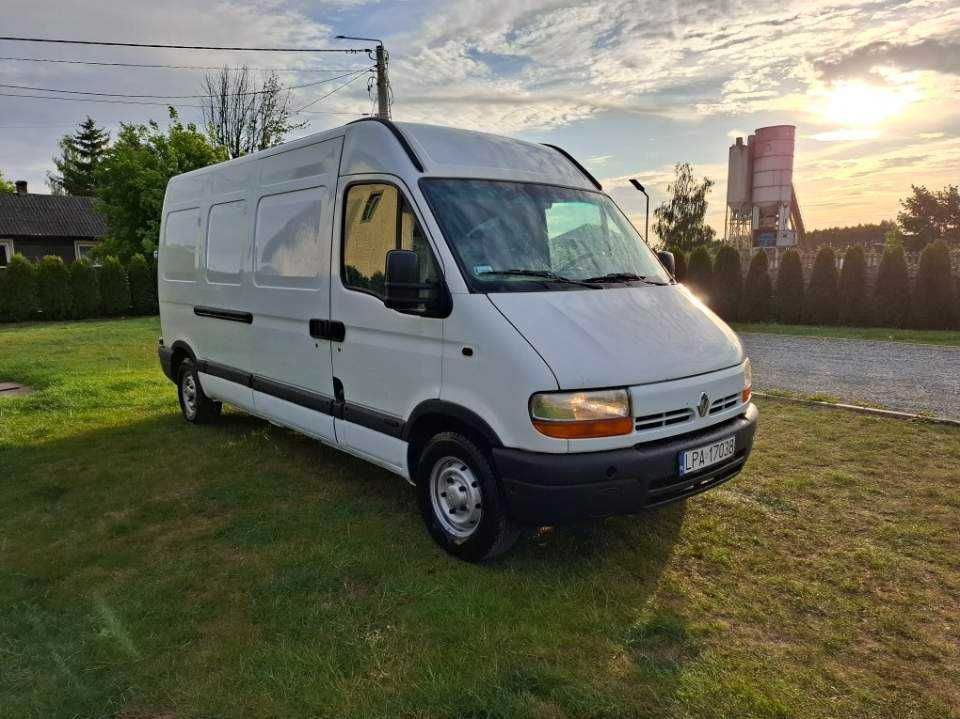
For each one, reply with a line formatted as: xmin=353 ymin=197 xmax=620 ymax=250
xmin=679 ymin=436 xmax=735 ymax=476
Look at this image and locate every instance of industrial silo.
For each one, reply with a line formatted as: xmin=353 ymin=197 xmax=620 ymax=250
xmin=751 ymin=125 xmax=796 ymax=247
xmin=726 ymin=136 xmax=751 ymax=213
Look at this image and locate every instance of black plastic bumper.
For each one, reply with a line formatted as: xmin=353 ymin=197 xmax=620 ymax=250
xmin=158 ymin=345 xmax=175 ymax=383
xmin=493 ymin=403 xmax=758 ymax=525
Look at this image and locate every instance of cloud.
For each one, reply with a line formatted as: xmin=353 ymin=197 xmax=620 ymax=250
xmin=811 ymin=129 xmax=881 ymax=142
xmin=817 ymin=38 xmax=960 ymax=79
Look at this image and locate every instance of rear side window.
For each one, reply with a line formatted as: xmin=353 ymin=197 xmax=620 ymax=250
xmin=342 ymin=183 xmax=438 ymax=298
xmin=162 ymin=208 xmax=201 ymax=282
xmin=254 ymin=188 xmax=324 ymax=289
xmin=206 ymin=200 xmax=247 ymax=285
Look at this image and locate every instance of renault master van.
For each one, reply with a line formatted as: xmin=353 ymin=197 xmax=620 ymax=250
xmin=157 ymin=118 xmax=757 ymax=561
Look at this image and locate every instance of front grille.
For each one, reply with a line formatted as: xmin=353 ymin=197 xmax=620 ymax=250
xmin=709 ymin=392 xmax=740 ymax=414
xmin=635 ymin=408 xmax=694 ymax=432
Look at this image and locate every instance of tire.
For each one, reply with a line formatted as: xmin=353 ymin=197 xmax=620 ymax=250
xmin=177 ymin=358 xmax=222 ymax=424
xmin=416 ymin=431 xmax=519 ymax=562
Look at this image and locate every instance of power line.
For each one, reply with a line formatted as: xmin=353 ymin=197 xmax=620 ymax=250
xmin=0 ymin=55 xmax=369 ymax=72
xmin=0 ymin=35 xmax=369 ymax=53
xmin=0 ymin=90 xmax=204 ymax=108
xmin=295 ymin=70 xmax=370 ymax=113
xmin=0 ymin=69 xmax=373 ymax=99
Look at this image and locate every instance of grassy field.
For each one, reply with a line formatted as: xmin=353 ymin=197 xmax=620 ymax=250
xmin=1 ymin=318 xmax=958 ymax=719
xmin=733 ymin=322 xmax=960 ymax=347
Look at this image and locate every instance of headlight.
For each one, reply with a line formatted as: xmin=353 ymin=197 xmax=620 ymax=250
xmin=742 ymin=358 xmax=752 ymax=403
xmin=530 ymin=389 xmax=632 ymax=438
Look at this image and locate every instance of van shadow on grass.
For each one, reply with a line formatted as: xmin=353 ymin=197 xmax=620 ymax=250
xmin=3 ymin=407 xmax=688 ymax=717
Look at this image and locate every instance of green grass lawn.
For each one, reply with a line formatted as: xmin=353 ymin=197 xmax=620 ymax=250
xmin=1 ymin=318 xmax=958 ymax=718
xmin=733 ymin=321 xmax=960 ymax=347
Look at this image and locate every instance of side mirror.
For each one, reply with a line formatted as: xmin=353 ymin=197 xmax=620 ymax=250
xmin=657 ymin=250 xmax=676 ymax=277
xmin=384 ymin=249 xmax=448 ymax=316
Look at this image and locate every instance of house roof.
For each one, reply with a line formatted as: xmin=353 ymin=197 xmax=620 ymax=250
xmin=0 ymin=193 xmax=108 ymax=239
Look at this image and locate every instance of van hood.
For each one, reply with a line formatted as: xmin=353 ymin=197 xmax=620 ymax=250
xmin=488 ymin=284 xmax=744 ymax=389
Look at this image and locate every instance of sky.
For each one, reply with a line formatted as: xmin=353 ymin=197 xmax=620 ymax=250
xmin=1 ymin=0 xmax=958 ymax=238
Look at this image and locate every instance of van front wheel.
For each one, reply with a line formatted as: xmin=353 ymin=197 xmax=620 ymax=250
xmin=177 ymin=358 xmax=221 ymax=424
xmin=416 ymin=432 xmax=519 ymax=562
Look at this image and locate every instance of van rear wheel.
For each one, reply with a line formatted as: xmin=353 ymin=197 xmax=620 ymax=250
xmin=416 ymin=432 xmax=519 ymax=562
xmin=177 ymin=358 xmax=221 ymax=424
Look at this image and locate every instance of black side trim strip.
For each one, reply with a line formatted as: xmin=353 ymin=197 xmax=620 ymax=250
xmin=194 ymin=306 xmax=253 ymax=324
xmin=198 ymin=360 xmax=253 ymax=387
xmin=347 ymin=117 xmax=424 ymax=172
xmin=251 ymin=376 xmax=335 ymax=415
xmin=342 ymin=402 xmax=405 ymax=439
xmin=541 ymin=144 xmax=603 ymax=191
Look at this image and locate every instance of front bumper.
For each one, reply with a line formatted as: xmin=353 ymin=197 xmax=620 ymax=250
xmin=493 ymin=403 xmax=758 ymax=524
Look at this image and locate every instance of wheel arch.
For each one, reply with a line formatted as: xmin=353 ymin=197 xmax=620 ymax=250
xmin=169 ymin=340 xmax=197 ymax=381
xmin=403 ymin=400 xmax=503 ymax=481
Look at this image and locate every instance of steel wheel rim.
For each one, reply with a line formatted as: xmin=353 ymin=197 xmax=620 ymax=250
xmin=429 ymin=456 xmax=483 ymax=541
xmin=181 ymin=374 xmax=198 ymax=418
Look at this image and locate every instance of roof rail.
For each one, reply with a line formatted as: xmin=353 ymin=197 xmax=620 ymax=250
xmin=541 ymin=143 xmax=602 ymax=191
xmin=347 ymin=117 xmax=424 ymax=172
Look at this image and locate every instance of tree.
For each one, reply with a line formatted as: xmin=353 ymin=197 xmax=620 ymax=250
xmin=911 ymin=241 xmax=956 ymax=329
xmin=98 ymin=256 xmax=130 ymax=316
xmin=711 ymin=246 xmax=742 ymax=321
xmin=69 ymin=257 xmax=100 ymax=319
xmin=2 ymin=255 xmax=38 ymax=321
xmin=838 ymin=245 xmax=870 ymax=326
xmin=36 ymin=255 xmax=72 ymax=320
xmin=128 ymin=254 xmax=158 ymax=315
xmin=803 ymin=220 xmax=896 ymax=250
xmin=48 ymin=117 xmax=111 ymax=196
xmin=685 ymin=246 xmax=713 ymax=303
xmin=898 ymin=184 xmax=960 ymax=251
xmin=673 ymin=249 xmax=687 ymax=283
xmin=653 ymin=163 xmax=717 ymax=253
xmin=95 ymin=109 xmax=227 ymax=259
xmin=804 ymin=247 xmax=839 ymax=325
xmin=875 ymin=242 xmax=910 ymax=327
xmin=740 ymin=251 xmax=772 ymax=322
xmin=201 ymin=66 xmax=306 ymax=159
xmin=0 ymin=170 xmax=14 ymax=194
xmin=775 ymin=249 xmax=804 ymax=324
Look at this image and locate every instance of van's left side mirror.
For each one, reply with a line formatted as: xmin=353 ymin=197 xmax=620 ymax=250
xmin=657 ymin=250 xmax=676 ymax=277
xmin=384 ymin=249 xmax=448 ymax=316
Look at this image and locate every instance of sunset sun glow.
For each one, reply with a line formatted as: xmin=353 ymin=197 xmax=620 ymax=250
xmin=820 ymin=80 xmax=917 ymax=127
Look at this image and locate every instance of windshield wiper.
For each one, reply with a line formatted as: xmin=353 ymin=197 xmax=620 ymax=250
xmin=480 ymin=269 xmax=602 ymax=289
xmin=580 ymin=272 xmax=670 ymax=286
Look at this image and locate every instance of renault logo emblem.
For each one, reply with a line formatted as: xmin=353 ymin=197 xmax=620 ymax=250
xmin=697 ymin=393 xmax=710 ymax=417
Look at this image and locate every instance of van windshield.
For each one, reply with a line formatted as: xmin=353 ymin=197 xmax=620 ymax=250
xmin=419 ymin=178 xmax=672 ymax=292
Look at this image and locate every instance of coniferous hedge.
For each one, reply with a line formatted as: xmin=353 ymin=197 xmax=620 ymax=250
xmin=911 ymin=240 xmax=956 ymax=330
xmin=838 ymin=245 xmax=869 ymax=326
xmin=875 ymin=243 xmax=910 ymax=328
xmin=37 ymin=255 xmax=72 ymax=320
xmin=672 ymin=249 xmax=687 ymax=283
xmin=740 ymin=251 xmax=772 ymax=322
xmin=98 ymin=256 xmax=130 ymax=316
xmin=686 ymin=246 xmax=713 ymax=303
xmin=804 ymin=247 xmax=839 ymax=325
xmin=775 ymin=249 xmax=804 ymax=324
xmin=711 ymin=246 xmax=742 ymax=321
xmin=128 ymin=253 xmax=158 ymax=315
xmin=2 ymin=254 xmax=38 ymax=322
xmin=69 ymin=257 xmax=100 ymax=319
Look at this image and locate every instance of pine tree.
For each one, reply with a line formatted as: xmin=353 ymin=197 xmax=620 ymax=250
xmin=673 ymin=249 xmax=687 ymax=283
xmin=875 ymin=243 xmax=911 ymax=327
xmin=3 ymin=255 xmax=38 ymax=321
xmin=838 ymin=245 xmax=869 ymax=326
xmin=36 ymin=255 xmax=72 ymax=320
xmin=805 ymin=247 xmax=840 ymax=325
xmin=128 ymin=254 xmax=158 ymax=315
xmin=711 ymin=246 xmax=742 ymax=320
xmin=69 ymin=257 xmax=100 ymax=319
xmin=911 ymin=240 xmax=956 ymax=329
xmin=98 ymin=256 xmax=130 ymax=316
xmin=685 ymin=246 xmax=713 ymax=304
xmin=775 ymin=249 xmax=804 ymax=324
xmin=740 ymin=251 xmax=772 ymax=322
xmin=48 ymin=117 xmax=110 ymax=196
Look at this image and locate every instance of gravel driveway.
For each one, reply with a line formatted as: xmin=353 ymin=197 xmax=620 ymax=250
xmin=739 ymin=333 xmax=960 ymax=420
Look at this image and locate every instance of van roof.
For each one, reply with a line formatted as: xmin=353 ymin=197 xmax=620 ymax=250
xmin=167 ymin=119 xmax=601 ymax=193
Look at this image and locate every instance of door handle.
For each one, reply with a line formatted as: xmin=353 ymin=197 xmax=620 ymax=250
xmin=309 ymin=319 xmax=346 ymax=342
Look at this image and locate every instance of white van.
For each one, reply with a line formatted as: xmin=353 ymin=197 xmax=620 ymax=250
xmin=157 ymin=118 xmax=757 ymax=561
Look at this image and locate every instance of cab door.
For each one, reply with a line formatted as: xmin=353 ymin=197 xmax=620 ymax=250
xmin=330 ymin=178 xmax=445 ymax=472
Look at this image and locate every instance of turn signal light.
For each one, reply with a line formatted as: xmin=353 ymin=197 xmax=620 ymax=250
xmin=532 ymin=416 xmax=634 ymax=439
xmin=742 ymin=386 xmax=752 ymax=403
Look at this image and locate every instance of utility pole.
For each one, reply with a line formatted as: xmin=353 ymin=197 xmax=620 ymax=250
xmin=336 ymin=34 xmax=390 ymax=119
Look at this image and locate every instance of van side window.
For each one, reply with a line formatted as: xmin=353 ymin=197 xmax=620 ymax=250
xmin=254 ymin=188 xmax=324 ymax=290
xmin=206 ymin=200 xmax=246 ymax=285
xmin=162 ymin=208 xmax=201 ymax=282
xmin=343 ymin=183 xmax=439 ymax=298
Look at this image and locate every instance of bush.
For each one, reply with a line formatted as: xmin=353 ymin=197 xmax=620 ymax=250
xmin=672 ymin=249 xmax=687 ymax=283
xmin=911 ymin=240 xmax=956 ymax=329
xmin=70 ymin=258 xmax=100 ymax=319
xmin=98 ymin=255 xmax=130 ymax=316
xmin=711 ymin=246 xmax=742 ymax=320
xmin=2 ymin=254 xmax=38 ymax=322
xmin=739 ymin=251 xmax=772 ymax=322
xmin=804 ymin=247 xmax=839 ymax=325
xmin=838 ymin=245 xmax=870 ymax=326
xmin=685 ymin=246 xmax=713 ymax=302
xmin=875 ymin=243 xmax=910 ymax=328
xmin=775 ymin=249 xmax=804 ymax=324
xmin=128 ymin=254 xmax=158 ymax=315
xmin=36 ymin=255 xmax=72 ymax=320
